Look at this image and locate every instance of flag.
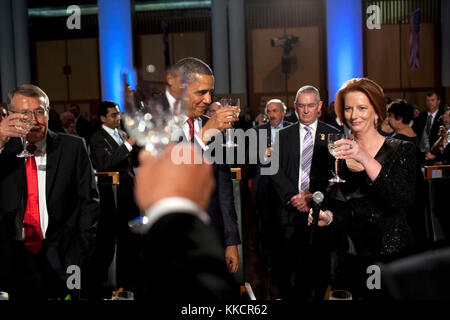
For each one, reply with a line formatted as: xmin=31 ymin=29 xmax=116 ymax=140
xmin=409 ymin=9 xmax=421 ymax=71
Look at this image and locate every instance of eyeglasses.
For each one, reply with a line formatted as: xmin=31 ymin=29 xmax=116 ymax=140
xmin=10 ymin=107 xmax=48 ymax=118
xmin=296 ymin=103 xmax=318 ymax=109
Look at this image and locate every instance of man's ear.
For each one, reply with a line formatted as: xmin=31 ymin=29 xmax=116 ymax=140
xmin=100 ymin=115 xmax=106 ymax=123
xmin=166 ymin=73 xmax=174 ymax=87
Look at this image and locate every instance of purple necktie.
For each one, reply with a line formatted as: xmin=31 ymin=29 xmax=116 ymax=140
xmin=300 ymin=126 xmax=313 ymax=192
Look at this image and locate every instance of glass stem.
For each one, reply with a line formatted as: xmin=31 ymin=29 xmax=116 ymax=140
xmin=335 ymin=159 xmax=339 ymax=177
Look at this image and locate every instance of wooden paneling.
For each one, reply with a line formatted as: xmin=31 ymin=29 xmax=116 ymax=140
xmin=35 ymin=40 xmax=68 ymax=101
xmin=251 ymin=26 xmax=322 ymax=95
xmin=67 ymin=38 xmax=100 ymax=100
xmin=171 ymin=32 xmax=208 ymax=65
xmin=138 ymin=34 xmax=167 ymax=83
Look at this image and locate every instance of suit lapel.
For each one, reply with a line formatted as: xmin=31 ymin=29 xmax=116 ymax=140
xmin=46 ymin=130 xmax=63 ymax=200
xmin=100 ymin=127 xmax=120 ymax=150
xmin=290 ymin=123 xmax=300 ymax=186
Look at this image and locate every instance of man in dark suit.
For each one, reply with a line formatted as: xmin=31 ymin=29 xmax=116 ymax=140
xmin=89 ymin=100 xmax=140 ymax=296
xmin=270 ymin=85 xmax=339 ymax=300
xmin=70 ymin=103 xmax=94 ymax=143
xmin=413 ymin=91 xmax=444 ymax=165
xmin=134 ymin=144 xmax=239 ymax=302
xmin=163 ymin=57 xmax=241 ymax=274
xmin=0 ymin=85 xmax=99 ymax=300
xmin=248 ymin=99 xmax=291 ymax=271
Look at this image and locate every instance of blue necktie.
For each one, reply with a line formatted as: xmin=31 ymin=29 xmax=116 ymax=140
xmin=114 ymin=130 xmax=123 ymax=146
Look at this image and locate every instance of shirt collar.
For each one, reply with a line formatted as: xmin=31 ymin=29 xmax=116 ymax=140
xmin=271 ymin=122 xmax=284 ymax=130
xmin=299 ymin=119 xmax=318 ymax=132
xmin=102 ymin=124 xmax=118 ymax=136
xmin=428 ymin=109 xmax=439 ymax=118
xmin=165 ymin=89 xmax=177 ymax=111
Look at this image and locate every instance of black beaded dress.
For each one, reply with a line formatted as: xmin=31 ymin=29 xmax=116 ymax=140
xmin=327 ymin=137 xmax=417 ymax=298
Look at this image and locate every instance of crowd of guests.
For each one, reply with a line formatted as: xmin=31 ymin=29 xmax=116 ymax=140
xmin=0 ymin=56 xmax=449 ymax=302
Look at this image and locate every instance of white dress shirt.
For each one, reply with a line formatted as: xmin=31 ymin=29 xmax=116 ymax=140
xmin=166 ymin=89 xmax=209 ymax=150
xmin=298 ymin=120 xmax=318 ymax=193
xmin=102 ymin=125 xmax=132 ymax=152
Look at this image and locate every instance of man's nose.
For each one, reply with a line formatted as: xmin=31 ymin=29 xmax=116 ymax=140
xmin=203 ymin=93 xmax=212 ymax=105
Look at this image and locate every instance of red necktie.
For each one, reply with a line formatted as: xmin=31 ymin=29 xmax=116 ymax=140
xmin=187 ymin=118 xmax=195 ymax=140
xmin=23 ymin=144 xmax=43 ymax=254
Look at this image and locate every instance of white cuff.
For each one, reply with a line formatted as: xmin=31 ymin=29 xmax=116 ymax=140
xmin=143 ymin=197 xmax=210 ymax=230
xmin=194 ymin=134 xmax=209 ymax=151
xmin=123 ymin=141 xmax=133 ymax=152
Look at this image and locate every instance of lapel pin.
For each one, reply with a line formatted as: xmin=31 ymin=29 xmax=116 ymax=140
xmin=320 ymin=133 xmax=325 ymax=141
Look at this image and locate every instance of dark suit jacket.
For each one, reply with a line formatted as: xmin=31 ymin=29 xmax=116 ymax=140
xmin=0 ymin=131 xmax=99 ymax=288
xmin=413 ymin=108 xmax=444 ymax=151
xmin=250 ymin=121 xmax=292 ymax=207
xmin=89 ymin=127 xmax=137 ymax=185
xmin=137 ymin=212 xmax=239 ymax=302
xmin=270 ymin=121 xmax=339 ymax=231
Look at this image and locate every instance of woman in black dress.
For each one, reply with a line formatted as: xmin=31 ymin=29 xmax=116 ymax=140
xmin=387 ymin=101 xmax=427 ymax=245
xmin=309 ymin=78 xmax=416 ymax=299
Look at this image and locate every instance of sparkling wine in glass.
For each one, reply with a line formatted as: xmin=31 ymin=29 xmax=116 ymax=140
xmin=16 ymin=112 xmax=34 ymax=158
xmin=328 ymin=133 xmax=346 ymax=183
xmin=220 ymin=98 xmax=240 ymax=148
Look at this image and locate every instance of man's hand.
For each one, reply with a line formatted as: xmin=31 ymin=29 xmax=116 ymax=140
xmin=67 ymin=123 xmax=77 ymax=134
xmin=0 ymin=112 xmax=29 ymax=148
xmin=135 ymin=143 xmax=215 ymax=211
xmin=289 ymin=191 xmax=312 ymax=213
xmin=425 ymin=152 xmax=436 ymax=161
xmin=200 ymin=107 xmax=239 ymax=144
xmin=127 ymin=136 xmax=135 ymax=146
xmin=225 ymin=245 xmax=239 ymax=274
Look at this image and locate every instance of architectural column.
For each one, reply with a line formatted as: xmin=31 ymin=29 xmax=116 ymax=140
xmin=0 ymin=0 xmax=17 ymax=101
xmin=12 ymin=0 xmax=31 ymax=86
xmin=98 ymin=0 xmax=134 ymax=111
xmin=228 ymin=0 xmax=247 ymax=96
xmin=211 ymin=0 xmax=229 ymax=94
xmin=326 ymin=0 xmax=363 ymax=103
xmin=442 ymin=0 xmax=450 ymax=87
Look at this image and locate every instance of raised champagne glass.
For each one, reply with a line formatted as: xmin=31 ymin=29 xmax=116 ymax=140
xmin=328 ymin=133 xmax=346 ymax=183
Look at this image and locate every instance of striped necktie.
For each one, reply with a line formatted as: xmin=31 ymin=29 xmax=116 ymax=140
xmin=300 ymin=126 xmax=313 ymax=192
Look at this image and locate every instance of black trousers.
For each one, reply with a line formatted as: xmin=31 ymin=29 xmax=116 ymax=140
xmin=9 ymin=241 xmax=67 ymax=301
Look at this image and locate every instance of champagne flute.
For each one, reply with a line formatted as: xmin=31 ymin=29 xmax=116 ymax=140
xmin=220 ymin=98 xmax=240 ymax=148
xmin=15 ymin=111 xmax=34 ymax=158
xmin=328 ymin=133 xmax=346 ymax=183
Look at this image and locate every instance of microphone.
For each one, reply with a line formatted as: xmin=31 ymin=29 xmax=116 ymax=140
xmin=309 ymin=191 xmax=324 ymax=246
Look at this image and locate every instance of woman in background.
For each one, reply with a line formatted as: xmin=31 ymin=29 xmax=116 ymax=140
xmin=387 ymin=101 xmax=427 ymax=245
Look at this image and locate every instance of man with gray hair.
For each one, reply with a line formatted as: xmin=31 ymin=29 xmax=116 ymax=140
xmin=270 ymin=85 xmax=339 ymax=300
xmin=60 ymin=111 xmax=77 ymax=135
xmin=0 ymin=84 xmax=99 ymax=300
